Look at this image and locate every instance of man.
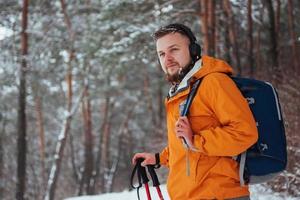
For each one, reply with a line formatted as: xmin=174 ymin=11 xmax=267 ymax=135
xmin=132 ymin=23 xmax=258 ymax=200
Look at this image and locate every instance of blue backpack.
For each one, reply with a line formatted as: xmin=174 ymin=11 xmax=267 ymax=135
xmin=232 ymin=77 xmax=287 ymax=185
xmin=184 ymin=76 xmax=287 ymax=185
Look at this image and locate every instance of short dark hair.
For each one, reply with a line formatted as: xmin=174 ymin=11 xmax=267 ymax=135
xmin=153 ymin=23 xmax=202 ymax=63
xmin=152 ymin=23 xmax=196 ymax=44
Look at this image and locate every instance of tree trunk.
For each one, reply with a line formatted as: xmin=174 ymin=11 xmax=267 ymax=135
xmin=255 ymin=3 xmax=266 ymax=74
xmin=16 ymin=0 xmax=29 ymax=199
xmin=34 ymin=96 xmax=46 ymax=184
xmin=275 ymin=0 xmax=281 ymax=68
xmin=287 ymin=0 xmax=299 ymax=73
xmin=207 ymin=0 xmax=216 ymax=56
xmin=264 ymin=0 xmax=279 ymax=70
xmin=199 ymin=0 xmax=209 ymax=55
xmin=215 ymin=2 xmax=221 ymax=58
xmin=255 ymin=29 xmax=262 ymax=74
xmin=78 ymin=6 xmax=95 ymax=195
xmin=44 ymin=0 xmax=76 ymax=199
xmin=220 ymin=2 xmax=231 ymax=64
xmin=223 ymin=0 xmax=242 ymax=75
xmin=275 ymin=0 xmax=281 ymax=34
xmin=82 ymin=84 xmax=94 ymax=195
xmin=247 ymin=0 xmax=254 ymax=76
xmin=44 ymin=90 xmax=84 ymax=200
xmin=91 ymin=93 xmax=113 ymax=193
xmin=99 ymin=91 xmax=112 ymax=192
xmin=69 ymin=125 xmax=80 ymax=185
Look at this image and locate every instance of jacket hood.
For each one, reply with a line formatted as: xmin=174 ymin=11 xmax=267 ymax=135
xmin=168 ymin=55 xmax=233 ymax=98
xmin=194 ymin=55 xmax=233 ymax=78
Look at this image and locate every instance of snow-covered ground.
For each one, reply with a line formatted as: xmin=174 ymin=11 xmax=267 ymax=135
xmin=65 ymin=184 xmax=299 ymax=200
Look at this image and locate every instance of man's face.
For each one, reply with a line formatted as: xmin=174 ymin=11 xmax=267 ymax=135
xmin=156 ymin=32 xmax=191 ymax=82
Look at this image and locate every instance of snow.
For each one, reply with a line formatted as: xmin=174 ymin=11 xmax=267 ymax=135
xmin=0 ymin=26 xmax=13 ymax=40
xmin=65 ymin=184 xmax=299 ymax=200
xmin=65 ymin=185 xmax=169 ymax=200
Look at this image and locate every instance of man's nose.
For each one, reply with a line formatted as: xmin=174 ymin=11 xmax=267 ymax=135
xmin=164 ymin=53 xmax=173 ymax=64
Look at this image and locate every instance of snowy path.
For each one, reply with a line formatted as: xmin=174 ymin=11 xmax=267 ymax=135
xmin=65 ymin=184 xmax=299 ymax=200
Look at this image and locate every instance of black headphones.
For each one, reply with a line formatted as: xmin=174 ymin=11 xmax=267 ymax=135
xmin=164 ymin=23 xmax=202 ymax=63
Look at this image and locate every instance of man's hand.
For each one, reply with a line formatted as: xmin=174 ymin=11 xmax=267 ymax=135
xmin=132 ymin=152 xmax=156 ymax=167
xmin=175 ymin=116 xmax=194 ymax=145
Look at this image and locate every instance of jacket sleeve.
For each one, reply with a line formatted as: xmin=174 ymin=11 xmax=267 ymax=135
xmin=193 ymin=73 xmax=258 ymax=156
xmin=159 ymin=146 xmax=169 ymax=167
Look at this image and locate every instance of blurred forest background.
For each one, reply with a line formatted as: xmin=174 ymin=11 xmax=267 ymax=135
xmin=0 ymin=0 xmax=299 ymax=199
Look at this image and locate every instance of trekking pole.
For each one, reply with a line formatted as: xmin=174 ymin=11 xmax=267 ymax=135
xmin=147 ymin=165 xmax=164 ymax=200
xmin=144 ymin=182 xmax=151 ymax=200
xmin=130 ymin=158 xmax=152 ymax=200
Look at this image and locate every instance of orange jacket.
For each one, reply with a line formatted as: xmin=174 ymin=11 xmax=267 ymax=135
xmin=160 ymin=56 xmax=258 ymax=199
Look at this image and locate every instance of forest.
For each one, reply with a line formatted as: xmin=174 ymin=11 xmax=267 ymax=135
xmin=0 ymin=0 xmax=299 ymax=199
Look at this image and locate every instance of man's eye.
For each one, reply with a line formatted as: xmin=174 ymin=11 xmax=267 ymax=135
xmin=171 ymin=48 xmax=179 ymax=51
xmin=159 ymin=53 xmax=165 ymax=57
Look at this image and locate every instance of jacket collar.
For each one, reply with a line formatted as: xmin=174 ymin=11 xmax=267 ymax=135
xmin=168 ymin=59 xmax=202 ymax=98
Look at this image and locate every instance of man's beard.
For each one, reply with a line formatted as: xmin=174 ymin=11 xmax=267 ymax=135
xmin=165 ymin=62 xmax=193 ymax=84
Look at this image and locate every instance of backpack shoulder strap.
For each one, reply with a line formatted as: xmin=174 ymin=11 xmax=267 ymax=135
xmin=181 ymin=72 xmax=230 ymax=116
xmin=181 ymin=78 xmax=202 ymax=116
